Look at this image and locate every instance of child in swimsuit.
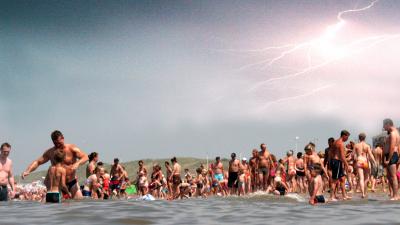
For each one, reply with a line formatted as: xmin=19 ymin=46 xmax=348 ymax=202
xmin=237 ymin=169 xmax=246 ymax=196
xmin=309 ymin=163 xmax=325 ymax=205
xmin=46 ymin=149 xmax=71 ymax=203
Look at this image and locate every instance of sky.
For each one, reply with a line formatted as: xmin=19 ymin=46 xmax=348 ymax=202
xmin=1 ymin=0 xmax=399 ymax=173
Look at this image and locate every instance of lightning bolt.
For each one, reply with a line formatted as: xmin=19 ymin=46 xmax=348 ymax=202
xmin=256 ymin=84 xmax=335 ymax=112
xmin=225 ymin=0 xmax=400 ymax=92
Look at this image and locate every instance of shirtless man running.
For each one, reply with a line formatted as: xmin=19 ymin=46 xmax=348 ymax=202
xmin=329 ymin=130 xmax=351 ymax=201
xmin=0 ymin=143 xmax=15 ymax=201
xmin=383 ymin=118 xmax=400 ymax=200
xmin=354 ymin=133 xmax=376 ymax=198
xmin=22 ymin=130 xmax=88 ymax=199
xmin=258 ymin=143 xmax=272 ymax=191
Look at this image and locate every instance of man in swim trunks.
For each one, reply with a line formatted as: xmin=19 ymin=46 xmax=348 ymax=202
xmin=169 ymin=157 xmax=181 ymax=199
xmin=211 ymin=156 xmax=224 ymax=194
xmin=329 ymin=130 xmax=351 ymax=201
xmin=258 ymin=143 xmax=272 ymax=191
xmin=46 ymin=149 xmax=71 ymax=203
xmin=0 ymin=143 xmax=15 ymax=201
xmin=371 ymin=143 xmax=385 ymax=192
xmin=383 ymin=118 xmax=400 ymax=200
xmin=110 ymin=158 xmax=124 ymax=198
xmin=249 ymin=149 xmax=258 ymax=192
xmin=354 ymin=133 xmax=376 ymax=198
xmin=22 ymin=130 xmax=88 ymax=199
xmin=228 ymin=153 xmax=240 ymax=195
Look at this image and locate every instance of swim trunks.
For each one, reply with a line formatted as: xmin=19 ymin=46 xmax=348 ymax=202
xmin=228 ymin=172 xmax=238 ymax=188
xmin=389 ymin=152 xmax=399 ymax=165
xmin=315 ymin=195 xmax=325 ymax=203
xmin=214 ymin=173 xmax=224 ymax=182
xmin=82 ymin=190 xmax=91 ymax=197
xmin=67 ymin=179 xmax=78 ymax=192
xmin=259 ymin=167 xmax=269 ymax=176
xmin=0 ymin=185 xmax=8 ymax=201
xmin=330 ymin=159 xmax=345 ymax=180
xmin=46 ymin=192 xmax=61 ymax=203
xmin=172 ymin=174 xmax=182 ymax=185
xmin=296 ymin=170 xmax=305 ymax=177
xmin=110 ymin=177 xmax=121 ymax=191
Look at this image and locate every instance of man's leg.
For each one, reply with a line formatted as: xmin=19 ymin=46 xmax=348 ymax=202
xmin=389 ymin=164 xmax=398 ymax=200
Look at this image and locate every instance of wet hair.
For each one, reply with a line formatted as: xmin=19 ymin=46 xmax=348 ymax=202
xmin=328 ymin=137 xmax=335 ymax=143
xmin=196 ymin=168 xmax=202 ymax=174
xmin=297 ymin=152 xmax=302 ymax=159
xmin=215 ymin=156 xmax=220 ymax=161
xmin=340 ymin=130 xmax=350 ymax=137
xmin=260 ymin=143 xmax=266 ymax=149
xmin=88 ymin=152 xmax=98 ymax=162
xmin=359 ymin=133 xmax=366 ymax=141
xmin=383 ymin=118 xmax=394 ymax=127
xmin=231 ymin=153 xmax=236 ymax=158
xmin=51 ymin=130 xmax=64 ymax=141
xmin=171 ymin=157 xmax=177 ymax=163
xmin=0 ymin=142 xmax=11 ymax=150
xmin=165 ymin=161 xmax=170 ymax=165
xmin=54 ymin=149 xmax=66 ymax=163
xmin=138 ymin=160 xmax=143 ymax=164
xmin=114 ymin=158 xmax=119 ymax=163
xmin=97 ymin=161 xmax=104 ymax=166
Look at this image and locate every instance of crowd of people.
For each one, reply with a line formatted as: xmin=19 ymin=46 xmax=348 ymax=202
xmin=0 ymin=118 xmax=399 ymax=205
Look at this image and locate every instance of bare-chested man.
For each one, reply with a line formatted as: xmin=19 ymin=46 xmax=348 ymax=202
xmin=304 ymin=143 xmax=326 ymax=182
xmin=258 ymin=144 xmax=272 ymax=191
xmin=211 ymin=156 xmax=224 ymax=192
xmin=329 ymin=130 xmax=351 ymax=201
xmin=110 ymin=158 xmax=124 ymax=196
xmin=371 ymin=143 xmax=385 ymax=192
xmin=249 ymin=149 xmax=258 ymax=192
xmin=0 ymin=143 xmax=15 ymax=201
xmin=169 ymin=157 xmax=181 ymax=199
xmin=383 ymin=118 xmax=400 ymax=200
xmin=22 ymin=130 xmax=88 ymax=199
xmin=354 ymin=133 xmax=376 ymax=198
xmin=228 ymin=153 xmax=240 ymax=195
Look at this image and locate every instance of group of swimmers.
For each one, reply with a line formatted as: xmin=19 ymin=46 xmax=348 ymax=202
xmin=0 ymin=118 xmax=399 ymax=205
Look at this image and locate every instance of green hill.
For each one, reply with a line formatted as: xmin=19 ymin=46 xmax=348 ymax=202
xmin=16 ymin=157 xmax=231 ymax=185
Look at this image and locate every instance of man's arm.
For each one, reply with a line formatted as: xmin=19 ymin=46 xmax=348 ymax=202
xmin=339 ymin=144 xmax=349 ymax=169
xmin=387 ymin=134 xmax=395 ymax=164
xmin=8 ymin=161 xmax=15 ymax=196
xmin=61 ymin=169 xmax=71 ymax=197
xmin=71 ymin=145 xmax=88 ymax=170
xmin=367 ymin=146 xmax=376 ymax=166
xmin=22 ymin=151 xmax=50 ymax=179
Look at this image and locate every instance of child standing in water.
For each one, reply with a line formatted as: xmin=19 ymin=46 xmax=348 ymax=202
xmin=237 ymin=169 xmax=246 ymax=196
xmin=309 ymin=163 xmax=325 ymax=205
xmin=46 ymin=149 xmax=71 ymax=203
